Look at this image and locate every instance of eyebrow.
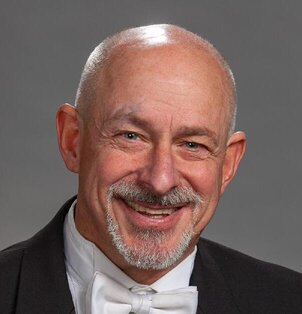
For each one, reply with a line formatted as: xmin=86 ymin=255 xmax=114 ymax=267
xmin=175 ymin=125 xmax=217 ymax=138
xmin=103 ymin=109 xmax=219 ymax=146
xmin=103 ymin=110 xmax=154 ymax=131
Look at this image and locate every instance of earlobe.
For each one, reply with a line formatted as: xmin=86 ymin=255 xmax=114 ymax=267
xmin=56 ymin=103 xmax=81 ymax=173
xmin=220 ymin=131 xmax=247 ymax=196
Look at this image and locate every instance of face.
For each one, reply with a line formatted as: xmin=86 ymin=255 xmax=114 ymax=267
xmin=57 ymin=43 xmax=246 ymax=277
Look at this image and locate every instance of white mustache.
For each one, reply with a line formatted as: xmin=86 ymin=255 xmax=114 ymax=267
xmin=108 ymin=181 xmax=203 ymax=207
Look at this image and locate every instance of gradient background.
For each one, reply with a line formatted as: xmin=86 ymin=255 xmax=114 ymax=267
xmin=1 ymin=1 xmax=301 ymax=272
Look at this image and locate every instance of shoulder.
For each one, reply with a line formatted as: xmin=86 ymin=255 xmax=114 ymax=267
xmin=0 ymin=236 xmax=40 ymax=283
xmin=198 ymin=238 xmax=302 ymax=313
xmin=199 ymin=238 xmax=302 ymax=284
xmin=0 ymin=197 xmax=75 ymax=313
xmin=0 ymin=239 xmax=31 ymax=279
xmin=0 ymin=196 xmax=75 ymax=267
xmin=0 ymin=241 xmax=28 ymax=312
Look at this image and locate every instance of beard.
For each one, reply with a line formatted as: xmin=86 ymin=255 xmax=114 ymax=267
xmin=105 ymin=181 xmax=203 ymax=270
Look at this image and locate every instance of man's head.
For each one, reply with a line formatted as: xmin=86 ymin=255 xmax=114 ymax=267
xmin=56 ymin=24 xmax=246 ymax=283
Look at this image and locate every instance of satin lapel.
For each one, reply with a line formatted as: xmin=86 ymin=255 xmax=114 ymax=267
xmin=190 ymin=239 xmax=240 ymax=314
xmin=15 ymin=197 xmax=76 ymax=314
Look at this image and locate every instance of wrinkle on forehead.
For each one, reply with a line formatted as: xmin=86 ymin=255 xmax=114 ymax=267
xmin=101 ymin=49 xmax=228 ymax=109
xmin=101 ymin=43 xmax=227 ymax=93
xmin=90 ymin=46 xmax=231 ymax=143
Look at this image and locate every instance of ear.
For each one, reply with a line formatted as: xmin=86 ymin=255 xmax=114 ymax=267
xmin=220 ymin=131 xmax=247 ymax=196
xmin=56 ymin=103 xmax=81 ymax=173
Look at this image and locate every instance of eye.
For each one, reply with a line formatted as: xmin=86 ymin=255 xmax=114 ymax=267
xmin=185 ymin=141 xmax=201 ymax=150
xmin=179 ymin=141 xmax=210 ymax=160
xmin=122 ymin=132 xmax=139 ymax=140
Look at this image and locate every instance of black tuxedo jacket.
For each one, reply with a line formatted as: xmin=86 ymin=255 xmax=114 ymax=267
xmin=1 ymin=197 xmax=302 ymax=314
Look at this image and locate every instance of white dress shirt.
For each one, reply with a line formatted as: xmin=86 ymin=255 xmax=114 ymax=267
xmin=63 ymin=201 xmax=197 ymax=314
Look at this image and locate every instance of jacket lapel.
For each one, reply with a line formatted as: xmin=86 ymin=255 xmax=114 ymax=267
xmin=190 ymin=239 xmax=240 ymax=314
xmin=15 ymin=197 xmax=76 ymax=314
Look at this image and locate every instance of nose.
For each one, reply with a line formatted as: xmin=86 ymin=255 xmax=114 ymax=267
xmin=138 ymin=144 xmax=180 ymax=195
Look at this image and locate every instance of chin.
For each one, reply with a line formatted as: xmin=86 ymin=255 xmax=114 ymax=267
xmin=106 ymin=211 xmax=195 ymax=270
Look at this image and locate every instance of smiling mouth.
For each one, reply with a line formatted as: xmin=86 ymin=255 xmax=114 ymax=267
xmin=124 ymin=199 xmax=184 ymax=218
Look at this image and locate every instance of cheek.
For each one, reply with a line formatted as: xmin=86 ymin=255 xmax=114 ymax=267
xmin=79 ymin=134 xmax=148 ymax=203
xmin=92 ymin=148 xmax=143 ymax=188
xmin=186 ymin=163 xmax=223 ymax=199
xmin=78 ymin=148 xmax=137 ymax=222
xmin=184 ymin=163 xmax=223 ymax=231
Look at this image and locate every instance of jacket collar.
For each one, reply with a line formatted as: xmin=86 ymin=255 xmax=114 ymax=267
xmin=190 ymin=240 xmax=240 ymax=314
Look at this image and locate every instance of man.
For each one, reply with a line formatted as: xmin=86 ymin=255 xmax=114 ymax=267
xmin=0 ymin=24 xmax=301 ymax=314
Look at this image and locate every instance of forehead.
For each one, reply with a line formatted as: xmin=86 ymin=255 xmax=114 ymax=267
xmin=102 ymin=43 xmax=227 ymax=91
xmin=93 ymin=43 xmax=231 ymax=138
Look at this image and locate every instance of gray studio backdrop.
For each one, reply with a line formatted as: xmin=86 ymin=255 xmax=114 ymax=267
xmin=1 ymin=1 xmax=301 ymax=272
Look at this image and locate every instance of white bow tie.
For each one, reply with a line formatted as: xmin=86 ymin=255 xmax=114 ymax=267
xmin=86 ymin=271 xmax=198 ymax=314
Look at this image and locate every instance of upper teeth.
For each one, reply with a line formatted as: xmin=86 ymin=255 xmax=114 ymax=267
xmin=126 ymin=200 xmax=176 ymax=215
